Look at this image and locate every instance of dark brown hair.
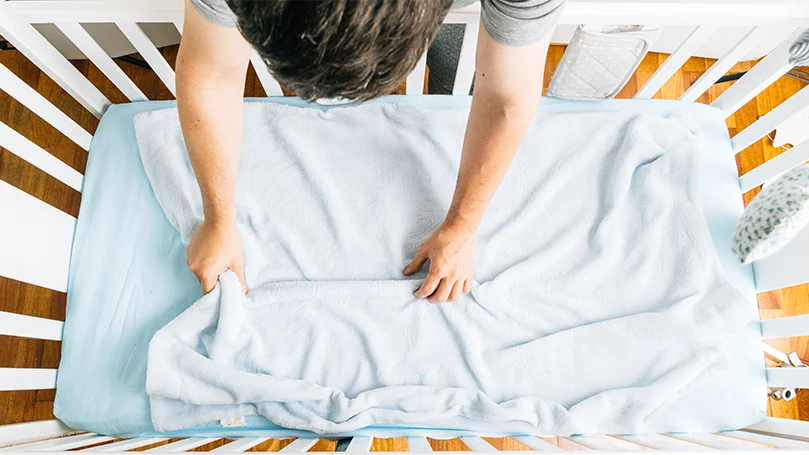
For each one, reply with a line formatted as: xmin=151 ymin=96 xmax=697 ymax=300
xmin=225 ymin=0 xmax=452 ymax=102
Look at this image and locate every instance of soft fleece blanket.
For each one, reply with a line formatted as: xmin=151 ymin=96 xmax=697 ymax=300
xmin=135 ymin=102 xmax=751 ymax=435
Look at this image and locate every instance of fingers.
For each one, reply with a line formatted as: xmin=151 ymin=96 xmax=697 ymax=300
xmin=448 ymin=280 xmax=464 ymax=302
xmin=463 ymin=279 xmax=472 ymax=294
xmin=403 ymin=247 xmax=428 ymax=276
xmin=428 ymin=278 xmax=453 ymax=304
xmin=231 ymin=260 xmax=248 ymax=294
xmin=414 ymin=269 xmax=441 ymax=299
xmin=199 ymin=273 xmax=218 ymax=294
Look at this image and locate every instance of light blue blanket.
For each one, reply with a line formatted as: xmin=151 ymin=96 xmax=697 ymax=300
xmin=135 ymin=102 xmax=753 ymax=435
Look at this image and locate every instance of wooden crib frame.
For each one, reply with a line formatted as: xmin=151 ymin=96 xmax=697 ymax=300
xmin=2 ymin=0 xmax=809 ymax=452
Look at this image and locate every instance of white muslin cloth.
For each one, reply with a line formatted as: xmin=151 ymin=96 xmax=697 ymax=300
xmin=135 ymin=102 xmax=752 ymax=435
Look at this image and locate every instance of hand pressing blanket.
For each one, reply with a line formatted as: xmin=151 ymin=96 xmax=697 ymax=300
xmin=135 ymin=102 xmax=752 ymax=435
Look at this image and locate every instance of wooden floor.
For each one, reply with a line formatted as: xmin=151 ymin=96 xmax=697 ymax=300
xmin=1 ymin=40 xmax=808 ymax=449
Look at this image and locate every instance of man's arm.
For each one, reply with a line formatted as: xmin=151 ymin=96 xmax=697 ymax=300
xmin=405 ymin=23 xmax=550 ymax=302
xmin=177 ymin=0 xmax=253 ymax=293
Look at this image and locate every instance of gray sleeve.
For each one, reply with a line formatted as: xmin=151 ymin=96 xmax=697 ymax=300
xmin=189 ymin=0 xmax=238 ymax=28
xmin=480 ymin=0 xmax=566 ymax=46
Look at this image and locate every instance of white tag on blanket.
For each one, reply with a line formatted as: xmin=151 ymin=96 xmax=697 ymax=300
xmin=220 ymin=417 xmax=247 ymax=427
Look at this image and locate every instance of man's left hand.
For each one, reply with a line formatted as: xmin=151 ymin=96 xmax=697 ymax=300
xmin=403 ymin=223 xmax=476 ymax=303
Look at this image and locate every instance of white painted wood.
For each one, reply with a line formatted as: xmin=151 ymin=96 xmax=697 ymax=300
xmin=725 ymin=430 xmax=809 ymax=449
xmin=55 ymin=22 xmax=147 ymax=102
xmin=406 ymin=437 xmax=433 ymax=452
xmin=32 ymin=435 xmax=113 ymax=452
xmin=0 ymin=63 xmax=92 ymax=151
xmin=459 ymin=437 xmax=497 ymax=452
xmin=667 ymin=432 xmax=760 ymax=449
xmin=0 ymin=122 xmax=83 ymax=192
xmin=635 ymin=26 xmax=718 ymax=99
xmin=344 ymin=437 xmax=373 ymax=453
xmin=561 ymin=435 xmax=626 ymax=450
xmin=679 ymin=27 xmax=767 ymax=102
xmin=0 ymin=311 xmax=63 ymax=341
xmin=452 ymin=19 xmax=480 ymax=96
xmin=0 ymin=18 xmax=109 ymax=117
xmin=511 ymin=436 xmax=561 ymax=452
xmin=0 ymin=420 xmax=75 ymax=446
xmin=761 ymin=314 xmax=809 ymax=339
xmin=7 ymin=0 xmax=809 ymax=27
xmin=210 ymin=437 xmax=269 ymax=452
xmin=610 ymin=434 xmax=686 ymax=450
xmin=752 ymin=225 xmax=809 ymax=292
xmin=763 ymin=342 xmax=792 ymax=364
xmin=732 ymin=85 xmax=809 ymax=154
xmin=0 ymin=181 xmax=76 ymax=292
xmin=406 ymin=52 xmax=428 ymax=95
xmin=278 ymin=438 xmax=318 ymax=452
xmin=0 ymin=368 xmax=57 ymax=391
xmin=739 ymin=140 xmax=809 ymax=193
xmin=0 ymin=433 xmax=94 ymax=451
xmin=766 ymin=366 xmax=809 ymax=388
xmin=712 ymin=27 xmax=804 ymax=118
xmin=80 ymin=438 xmax=169 ymax=452
xmin=745 ymin=417 xmax=809 ymax=443
xmin=145 ymin=438 xmax=220 ymax=452
xmin=173 ymin=18 xmax=184 ymax=35
xmin=250 ymin=53 xmax=283 ymax=97
xmin=116 ymin=22 xmax=176 ymax=95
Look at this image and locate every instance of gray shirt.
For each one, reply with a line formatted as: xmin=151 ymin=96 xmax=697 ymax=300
xmin=190 ymin=0 xmax=565 ymax=46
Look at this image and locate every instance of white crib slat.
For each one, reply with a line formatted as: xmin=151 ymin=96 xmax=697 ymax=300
xmin=667 ymin=432 xmax=757 ymax=449
xmin=0 ymin=19 xmax=109 ymax=117
xmin=278 ymin=438 xmax=318 ymax=452
xmin=0 ymin=420 xmax=75 ymax=446
xmin=609 ymin=434 xmax=684 ymax=450
xmin=561 ymin=435 xmax=625 ymax=450
xmin=0 ymin=432 xmax=92 ymax=451
xmin=0 ymin=311 xmax=63 ymax=341
xmin=344 ymin=437 xmax=373 ymax=453
xmin=459 ymin=437 xmax=497 ymax=452
xmin=146 ymin=438 xmax=220 ymax=452
xmin=210 ymin=437 xmax=270 ymax=452
xmin=739 ymin=140 xmax=809 ymax=193
xmin=724 ymin=430 xmax=809 ymax=449
xmin=80 ymin=438 xmax=169 ymax=452
xmin=0 ymin=368 xmax=57 ymax=391
xmin=116 ymin=22 xmax=176 ymax=96
xmin=635 ymin=26 xmax=718 ymax=99
xmin=55 ymin=22 xmax=147 ymax=102
xmin=680 ymin=27 xmax=767 ymax=102
xmin=0 ymin=180 xmax=76 ymax=292
xmin=512 ymin=436 xmax=561 ymax=452
xmin=766 ymin=366 xmax=809 ymax=388
xmin=0 ymin=63 xmax=92 ymax=151
xmin=406 ymin=52 xmax=428 ymax=95
xmin=732 ymin=85 xmax=809 ymax=154
xmin=250 ymin=53 xmax=283 ymax=97
xmin=452 ymin=19 xmax=480 ymax=96
xmin=746 ymin=418 xmax=809 ymax=443
xmin=712 ymin=28 xmax=805 ymax=118
xmin=0 ymin=122 xmax=83 ymax=192
xmin=406 ymin=437 xmax=433 ymax=452
xmin=34 ymin=435 xmax=114 ymax=451
xmin=761 ymin=314 xmax=809 ymax=339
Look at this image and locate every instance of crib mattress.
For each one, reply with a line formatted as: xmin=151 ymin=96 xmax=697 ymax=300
xmin=55 ymin=96 xmax=766 ymax=438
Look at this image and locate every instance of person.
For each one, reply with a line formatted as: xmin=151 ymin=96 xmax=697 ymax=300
xmin=177 ymin=0 xmax=565 ymax=303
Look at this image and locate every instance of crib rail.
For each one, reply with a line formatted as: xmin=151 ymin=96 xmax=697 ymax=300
xmin=1 ymin=0 xmax=809 ymax=452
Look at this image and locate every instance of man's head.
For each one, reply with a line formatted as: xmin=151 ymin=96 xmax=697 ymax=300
xmin=225 ymin=0 xmax=451 ymax=102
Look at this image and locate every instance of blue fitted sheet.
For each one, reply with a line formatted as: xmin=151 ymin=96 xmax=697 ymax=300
xmin=55 ymin=96 xmax=766 ymax=438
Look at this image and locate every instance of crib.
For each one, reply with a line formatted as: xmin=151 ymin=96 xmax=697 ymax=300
xmin=1 ymin=0 xmax=809 ymax=452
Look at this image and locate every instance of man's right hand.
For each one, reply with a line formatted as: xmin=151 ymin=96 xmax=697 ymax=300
xmin=186 ymin=219 xmax=247 ymax=294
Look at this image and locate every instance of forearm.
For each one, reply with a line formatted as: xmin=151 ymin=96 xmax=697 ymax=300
xmin=446 ymin=90 xmax=540 ymax=231
xmin=177 ymin=57 xmax=246 ymax=223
